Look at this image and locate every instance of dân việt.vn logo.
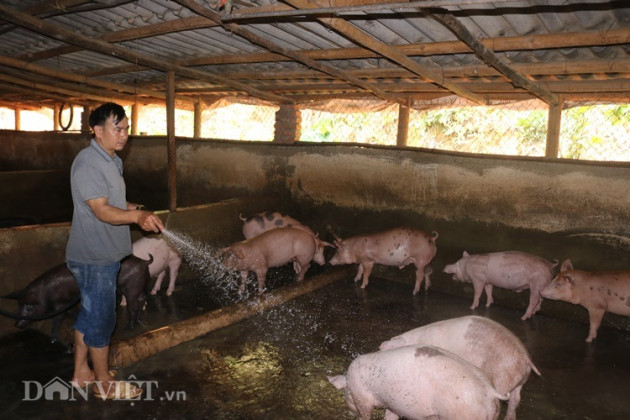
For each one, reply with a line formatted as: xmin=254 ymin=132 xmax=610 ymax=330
xmin=22 ymin=375 xmax=186 ymax=402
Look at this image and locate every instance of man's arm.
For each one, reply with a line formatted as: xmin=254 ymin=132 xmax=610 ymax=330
xmin=86 ymin=197 xmax=164 ymax=233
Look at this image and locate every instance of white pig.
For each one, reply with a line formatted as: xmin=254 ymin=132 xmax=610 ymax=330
xmin=221 ymin=227 xmax=324 ymax=295
xmin=379 ymin=315 xmax=540 ymax=420
xmin=329 ymin=227 xmax=438 ymax=295
xmin=132 ymin=237 xmax=182 ymax=296
xmin=240 ymin=211 xmax=333 ymax=262
xmin=443 ymin=251 xmax=558 ymax=320
xmin=541 ymin=259 xmax=630 ymax=342
xmin=328 ymin=345 xmax=507 ymax=420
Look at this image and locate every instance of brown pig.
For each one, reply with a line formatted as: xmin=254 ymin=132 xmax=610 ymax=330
xmin=329 ymin=227 xmax=438 ymax=295
xmin=541 ymin=259 xmax=630 ymax=342
xmin=220 ymin=227 xmax=324 ymax=295
xmin=443 ymin=251 xmax=558 ymax=320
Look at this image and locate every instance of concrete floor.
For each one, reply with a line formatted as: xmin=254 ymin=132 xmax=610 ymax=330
xmin=1 ymin=260 xmax=630 ymax=419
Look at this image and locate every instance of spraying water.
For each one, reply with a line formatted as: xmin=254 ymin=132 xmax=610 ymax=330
xmin=160 ymin=229 xmax=248 ymax=303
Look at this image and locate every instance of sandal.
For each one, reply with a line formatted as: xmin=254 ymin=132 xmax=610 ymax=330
xmin=93 ymin=381 xmax=143 ymax=400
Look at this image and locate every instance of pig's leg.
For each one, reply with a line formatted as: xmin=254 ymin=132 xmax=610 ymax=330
xmin=238 ymin=271 xmax=249 ymax=296
xmin=586 ymin=307 xmax=605 ymax=342
xmin=295 ymin=262 xmax=311 ymax=282
xmin=484 ymin=283 xmax=494 ymax=307
xmin=359 ymin=261 xmax=375 ymax=288
xmin=165 ymin=260 xmax=182 ymax=296
xmin=471 ymin=281 xmax=485 ymax=309
xmin=412 ymin=264 xmax=427 ymax=295
xmin=353 ymin=264 xmax=364 ymax=283
xmin=254 ymin=268 xmax=268 ymax=295
xmin=504 ymin=384 xmax=523 ymax=420
xmin=50 ymin=314 xmax=65 ymax=343
xmin=151 ymin=271 xmax=167 ymax=295
xmin=384 ymin=410 xmax=400 ymax=420
xmin=521 ymin=290 xmax=542 ymax=320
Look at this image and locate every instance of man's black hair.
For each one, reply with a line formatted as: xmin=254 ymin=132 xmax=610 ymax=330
xmin=88 ymin=102 xmax=126 ymax=129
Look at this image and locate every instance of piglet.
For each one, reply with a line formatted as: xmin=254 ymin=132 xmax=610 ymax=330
xmin=443 ymin=251 xmax=558 ymax=320
xmin=220 ymin=227 xmax=324 ymax=295
xmin=379 ymin=315 xmax=540 ymax=420
xmin=132 ymin=236 xmax=182 ymax=296
xmin=541 ymin=259 xmax=630 ymax=342
xmin=329 ymin=227 xmax=438 ymax=295
xmin=328 ymin=345 xmax=507 ymax=420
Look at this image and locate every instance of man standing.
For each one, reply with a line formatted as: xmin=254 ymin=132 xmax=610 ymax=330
xmin=66 ymin=102 xmax=164 ymax=400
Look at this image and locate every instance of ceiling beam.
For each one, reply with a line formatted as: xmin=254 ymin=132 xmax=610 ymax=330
xmin=430 ymin=10 xmax=560 ymax=105
xmin=283 ymin=0 xmax=488 ymax=104
xmin=174 ymin=0 xmax=407 ymax=105
xmin=0 ymin=4 xmax=289 ymax=104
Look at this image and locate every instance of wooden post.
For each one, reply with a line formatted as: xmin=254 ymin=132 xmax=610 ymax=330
xmin=53 ymin=104 xmax=60 ymax=131
xmin=194 ymin=100 xmax=202 ymax=139
xmin=546 ymin=97 xmax=563 ymax=159
xmin=81 ymin=105 xmax=90 ymax=132
xmin=131 ymin=102 xmax=140 ymax=136
xmin=14 ymin=107 xmax=20 ymax=130
xmin=397 ymin=103 xmax=410 ymax=147
xmin=166 ymin=71 xmax=177 ymax=212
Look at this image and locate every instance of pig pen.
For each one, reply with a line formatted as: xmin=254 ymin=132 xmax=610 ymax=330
xmin=1 ymin=200 xmax=630 ymax=419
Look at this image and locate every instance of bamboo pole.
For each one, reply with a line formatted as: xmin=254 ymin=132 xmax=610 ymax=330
xmin=109 ymin=267 xmax=352 ymax=368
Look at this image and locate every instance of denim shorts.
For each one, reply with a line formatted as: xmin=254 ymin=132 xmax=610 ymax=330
xmin=67 ymin=260 xmax=120 ymax=348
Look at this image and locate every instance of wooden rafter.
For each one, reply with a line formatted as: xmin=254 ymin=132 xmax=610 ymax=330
xmin=430 ymin=10 xmax=560 ymax=105
xmin=174 ymin=0 xmax=408 ymax=105
xmin=0 ymin=4 xmax=288 ymax=104
xmin=282 ymin=0 xmax=489 ymax=105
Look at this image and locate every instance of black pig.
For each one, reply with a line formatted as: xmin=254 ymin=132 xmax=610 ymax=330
xmin=2 ymin=254 xmax=152 ymax=341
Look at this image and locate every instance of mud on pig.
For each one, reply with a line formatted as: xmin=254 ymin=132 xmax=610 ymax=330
xmin=329 ymin=227 xmax=438 ymax=295
xmin=220 ymin=227 xmax=325 ymax=295
xmin=541 ymin=259 xmax=630 ymax=342
xmin=443 ymin=251 xmax=558 ymax=320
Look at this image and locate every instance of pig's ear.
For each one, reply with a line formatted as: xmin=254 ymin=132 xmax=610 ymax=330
xmin=322 ymin=241 xmax=334 ymax=248
xmin=560 ymin=259 xmax=573 ymax=271
xmin=463 ymin=251 xmax=469 ymax=257
xmin=333 ymin=240 xmax=343 ymax=249
xmin=3 ymin=289 xmax=27 ymax=300
xmin=22 ymin=292 xmax=38 ymax=305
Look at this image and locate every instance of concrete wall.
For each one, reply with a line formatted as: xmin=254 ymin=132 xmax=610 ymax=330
xmin=4 ymin=131 xmax=630 ymax=237
xmin=2 ymin=131 xmax=630 ymax=336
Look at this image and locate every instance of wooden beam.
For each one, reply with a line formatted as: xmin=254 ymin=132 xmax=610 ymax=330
xmin=273 ymin=0 xmax=489 ymax=104
xmin=0 ymin=4 xmax=289 ymax=104
xmin=174 ymin=0 xmax=407 ymax=106
xmin=430 ymin=11 xmax=560 ymax=105
xmin=19 ymin=16 xmax=216 ymax=62
xmin=0 ymin=54 xmax=195 ymax=104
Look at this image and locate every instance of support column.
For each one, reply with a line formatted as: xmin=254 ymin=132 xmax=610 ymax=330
xmin=166 ymin=71 xmax=177 ymax=212
xmin=53 ymin=104 xmax=60 ymax=131
xmin=546 ymin=97 xmax=563 ymax=159
xmin=274 ymin=104 xmax=301 ymax=143
xmin=14 ymin=107 xmax=20 ymax=131
xmin=194 ymin=100 xmax=202 ymax=139
xmin=396 ymin=103 xmax=410 ymax=147
xmin=131 ymin=102 xmax=140 ymax=136
xmin=81 ymin=105 xmax=90 ymax=133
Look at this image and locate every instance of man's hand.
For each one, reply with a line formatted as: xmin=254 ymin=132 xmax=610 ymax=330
xmin=137 ymin=211 xmax=164 ymax=233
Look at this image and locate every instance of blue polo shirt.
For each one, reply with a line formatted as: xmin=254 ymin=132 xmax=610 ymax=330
xmin=66 ymin=139 xmax=132 ymax=264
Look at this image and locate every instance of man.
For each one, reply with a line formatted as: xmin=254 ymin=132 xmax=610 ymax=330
xmin=66 ymin=102 xmax=164 ymax=400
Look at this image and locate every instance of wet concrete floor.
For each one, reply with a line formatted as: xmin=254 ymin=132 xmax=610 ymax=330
xmin=2 ymin=256 xmax=630 ymax=420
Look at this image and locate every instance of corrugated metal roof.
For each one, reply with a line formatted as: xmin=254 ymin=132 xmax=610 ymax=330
xmin=0 ymin=0 xmax=628 ymax=110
